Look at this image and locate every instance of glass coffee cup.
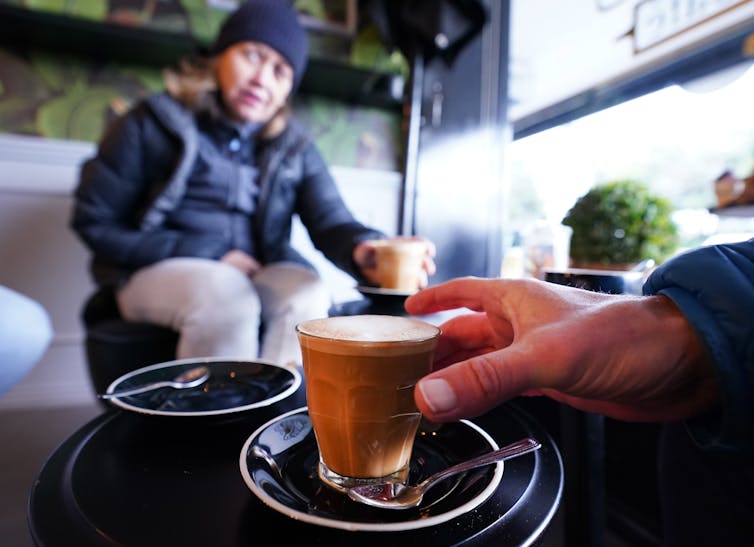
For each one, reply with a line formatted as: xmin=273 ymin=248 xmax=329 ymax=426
xmin=372 ymin=240 xmax=427 ymax=291
xmin=296 ymin=315 xmax=440 ymax=492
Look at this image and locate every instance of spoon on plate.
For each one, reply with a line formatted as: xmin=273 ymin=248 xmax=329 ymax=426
xmin=347 ymin=437 xmax=541 ymax=510
xmin=99 ymin=366 xmax=211 ymax=399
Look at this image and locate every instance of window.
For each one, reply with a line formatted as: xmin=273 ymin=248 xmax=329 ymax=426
xmin=506 ymin=62 xmax=754 ymax=254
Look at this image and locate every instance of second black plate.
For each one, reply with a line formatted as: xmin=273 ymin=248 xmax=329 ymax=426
xmin=104 ymin=358 xmax=301 ymax=417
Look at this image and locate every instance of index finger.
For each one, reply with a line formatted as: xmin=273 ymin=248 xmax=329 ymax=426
xmin=431 ymin=311 xmax=498 ymax=364
xmin=405 ymin=277 xmax=496 ymax=315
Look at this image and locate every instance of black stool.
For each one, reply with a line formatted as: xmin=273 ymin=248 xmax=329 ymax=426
xmin=82 ymin=286 xmax=179 ymax=395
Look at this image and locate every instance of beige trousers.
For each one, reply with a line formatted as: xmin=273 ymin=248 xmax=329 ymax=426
xmin=116 ymin=258 xmax=331 ymax=365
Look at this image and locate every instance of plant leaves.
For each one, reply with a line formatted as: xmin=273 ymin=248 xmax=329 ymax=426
xmin=23 ymin=0 xmax=107 ymax=20
xmin=29 ymin=51 xmax=89 ymax=93
xmin=0 ymin=49 xmax=52 ymax=101
xmin=562 ymin=179 xmax=679 ymax=265
xmin=294 ymin=0 xmax=327 ymax=20
xmin=179 ymin=0 xmax=228 ymax=44
xmin=36 ymin=83 xmax=120 ymax=141
xmin=351 ymin=25 xmax=408 ymax=77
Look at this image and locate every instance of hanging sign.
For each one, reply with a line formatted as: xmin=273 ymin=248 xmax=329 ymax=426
xmin=632 ymin=0 xmax=753 ymax=52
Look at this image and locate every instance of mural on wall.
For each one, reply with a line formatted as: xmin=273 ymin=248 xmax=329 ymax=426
xmin=0 ymin=0 xmax=408 ymax=73
xmin=0 ymin=1 xmax=405 ymax=170
xmin=0 ymin=47 xmax=162 ymax=142
xmin=0 ymin=0 xmax=229 ymax=44
xmin=293 ymin=95 xmax=402 ymax=170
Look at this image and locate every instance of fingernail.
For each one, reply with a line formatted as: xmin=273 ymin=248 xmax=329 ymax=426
xmin=418 ymin=378 xmax=458 ymax=414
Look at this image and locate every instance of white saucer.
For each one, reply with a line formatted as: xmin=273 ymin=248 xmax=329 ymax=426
xmin=239 ymin=407 xmax=504 ymax=532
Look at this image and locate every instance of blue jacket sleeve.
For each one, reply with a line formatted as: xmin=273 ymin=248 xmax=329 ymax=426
xmin=643 ymin=238 xmax=754 ymax=452
xmin=294 ymin=142 xmax=385 ymax=277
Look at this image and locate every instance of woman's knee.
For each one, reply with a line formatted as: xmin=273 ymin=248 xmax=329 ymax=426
xmin=165 ymin=258 xmax=254 ymax=302
xmin=255 ymin=263 xmax=332 ymax=317
xmin=296 ymin=278 xmax=331 ymax=315
xmin=121 ymin=258 xmax=258 ymax=312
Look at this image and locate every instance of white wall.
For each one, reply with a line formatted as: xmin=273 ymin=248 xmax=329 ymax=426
xmin=0 ymin=134 xmax=401 ymax=408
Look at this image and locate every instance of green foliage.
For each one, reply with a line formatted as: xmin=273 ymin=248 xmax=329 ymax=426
xmin=36 ymin=82 xmax=119 ymax=141
xmin=350 ymin=24 xmax=408 ymax=78
xmin=0 ymin=48 xmax=160 ymax=141
xmin=562 ymin=179 xmax=679 ymax=266
xmin=179 ymin=0 xmax=227 ymax=45
xmin=22 ymin=0 xmax=107 ymax=20
xmin=294 ymin=0 xmax=327 ymax=20
xmin=30 ymin=51 xmax=88 ymax=93
xmin=116 ymin=66 xmax=165 ymax=94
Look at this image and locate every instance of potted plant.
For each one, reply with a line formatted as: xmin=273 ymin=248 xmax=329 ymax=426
xmin=562 ymin=179 xmax=679 ymax=269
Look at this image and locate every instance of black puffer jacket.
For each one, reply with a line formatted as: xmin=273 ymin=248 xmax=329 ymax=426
xmin=71 ymin=93 xmax=384 ymax=287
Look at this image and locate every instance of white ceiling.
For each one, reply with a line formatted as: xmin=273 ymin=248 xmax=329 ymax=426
xmin=509 ymin=0 xmax=754 ymax=123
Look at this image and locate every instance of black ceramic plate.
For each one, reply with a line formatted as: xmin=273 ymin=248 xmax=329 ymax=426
xmin=356 ymin=285 xmax=417 ymax=298
xmin=239 ymin=407 xmax=503 ymax=532
xmin=105 ymin=358 xmax=301 ymax=417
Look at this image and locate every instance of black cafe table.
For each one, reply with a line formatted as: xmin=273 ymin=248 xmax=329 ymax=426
xmin=28 ymin=378 xmax=562 ymax=546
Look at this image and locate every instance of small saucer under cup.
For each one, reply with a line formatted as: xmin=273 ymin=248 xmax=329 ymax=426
xmin=239 ymin=407 xmax=505 ymax=532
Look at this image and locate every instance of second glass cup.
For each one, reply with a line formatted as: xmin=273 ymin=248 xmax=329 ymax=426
xmin=372 ymin=240 xmax=428 ymax=291
xmin=296 ymin=314 xmax=440 ymax=492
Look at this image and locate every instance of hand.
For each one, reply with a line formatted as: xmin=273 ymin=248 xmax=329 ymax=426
xmin=353 ymin=236 xmax=437 ymax=287
xmin=404 ymin=277 xmax=718 ymax=423
xmin=220 ymin=249 xmax=261 ymax=277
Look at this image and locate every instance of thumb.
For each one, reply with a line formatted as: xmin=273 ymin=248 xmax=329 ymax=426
xmin=415 ymin=349 xmax=535 ymax=422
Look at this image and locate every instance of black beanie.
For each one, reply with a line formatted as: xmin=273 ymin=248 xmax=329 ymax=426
xmin=211 ymin=0 xmax=308 ymax=89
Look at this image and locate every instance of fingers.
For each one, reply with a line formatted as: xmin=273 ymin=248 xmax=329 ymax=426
xmin=418 ymin=251 xmax=436 ymax=288
xmin=415 ymin=348 xmax=537 ymax=421
xmin=352 ymin=241 xmax=380 ymax=284
xmin=352 ymin=240 xmax=377 ymax=270
xmin=422 ymin=255 xmax=436 ymax=278
xmin=408 ymin=278 xmax=550 ymax=421
xmin=220 ymin=249 xmax=260 ymax=276
xmin=395 ymin=236 xmax=437 ymax=282
xmin=405 ymin=277 xmax=492 ymax=315
xmin=354 ymin=237 xmax=437 ymax=287
xmin=431 ymin=312 xmax=500 ymax=364
xmin=420 ymin=239 xmax=437 ymax=277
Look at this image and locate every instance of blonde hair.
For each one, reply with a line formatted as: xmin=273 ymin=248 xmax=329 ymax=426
xmin=162 ymin=55 xmax=289 ymax=139
xmin=162 ymin=56 xmax=217 ymax=110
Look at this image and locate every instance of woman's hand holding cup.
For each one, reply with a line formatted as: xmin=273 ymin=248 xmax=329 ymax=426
xmin=354 ymin=236 xmax=436 ymax=291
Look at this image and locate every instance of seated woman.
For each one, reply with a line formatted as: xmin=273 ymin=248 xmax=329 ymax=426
xmin=0 ymin=285 xmax=53 ymax=396
xmin=71 ymin=0 xmax=435 ymax=366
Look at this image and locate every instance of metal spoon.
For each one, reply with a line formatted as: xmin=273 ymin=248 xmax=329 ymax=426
xmin=347 ymin=437 xmax=541 ymax=510
xmin=99 ymin=366 xmax=210 ymax=399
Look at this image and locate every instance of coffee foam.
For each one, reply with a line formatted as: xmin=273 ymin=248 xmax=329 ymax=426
xmin=374 ymin=240 xmax=426 ymax=255
xmin=297 ymin=315 xmax=438 ymax=342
